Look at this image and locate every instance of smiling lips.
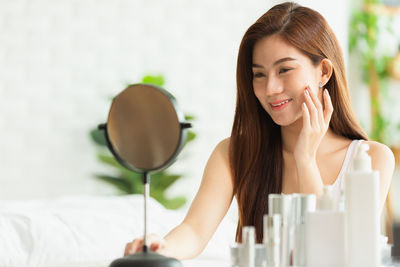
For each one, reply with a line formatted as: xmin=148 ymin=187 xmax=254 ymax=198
xmin=269 ymin=98 xmax=292 ymax=110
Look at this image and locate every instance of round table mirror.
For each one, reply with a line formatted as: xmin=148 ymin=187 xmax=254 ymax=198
xmin=99 ymin=83 xmax=191 ymax=267
xmin=104 ymin=83 xmax=190 ymax=173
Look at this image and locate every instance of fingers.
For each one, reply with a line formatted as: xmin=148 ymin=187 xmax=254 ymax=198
xmin=147 ymin=234 xmax=165 ymax=251
xmin=124 ymin=234 xmax=166 ymax=256
xmin=302 ymin=102 xmax=310 ymax=129
xmin=124 ymin=238 xmax=143 ymax=256
xmin=323 ymin=89 xmax=333 ymax=125
xmin=304 ymin=88 xmax=319 ymax=128
xmin=306 ymin=86 xmax=323 ymax=115
xmin=304 ymin=86 xmax=332 ymax=129
xmin=150 ymin=238 xmax=166 ymax=251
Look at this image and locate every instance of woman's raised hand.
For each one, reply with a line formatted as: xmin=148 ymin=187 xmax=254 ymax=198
xmin=293 ymin=86 xmax=334 ymax=162
xmin=124 ymin=234 xmax=167 ymax=256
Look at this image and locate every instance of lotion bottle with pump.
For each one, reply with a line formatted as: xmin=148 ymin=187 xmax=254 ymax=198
xmin=345 ymin=142 xmax=380 ymax=267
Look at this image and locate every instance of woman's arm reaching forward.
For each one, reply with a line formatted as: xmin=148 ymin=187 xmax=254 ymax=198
xmin=124 ymin=138 xmax=234 ymax=260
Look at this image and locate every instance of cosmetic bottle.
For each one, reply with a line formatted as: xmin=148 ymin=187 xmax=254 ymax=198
xmin=268 ymin=194 xmax=292 ymax=267
xmin=305 ymin=185 xmax=345 ymax=267
xmin=345 ymin=143 xmax=380 ymax=267
xmin=240 ymin=226 xmax=255 ymax=267
xmin=263 ymin=214 xmax=281 ymax=267
xmin=292 ymin=193 xmax=316 ymax=267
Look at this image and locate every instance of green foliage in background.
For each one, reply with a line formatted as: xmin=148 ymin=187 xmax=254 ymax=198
xmin=90 ymin=75 xmax=196 ymax=210
xmin=349 ymin=0 xmax=392 ymax=83
xmin=349 ymin=0 xmax=400 ymax=144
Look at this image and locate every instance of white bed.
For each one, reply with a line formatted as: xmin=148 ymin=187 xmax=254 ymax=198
xmin=0 ymin=195 xmax=236 ymax=267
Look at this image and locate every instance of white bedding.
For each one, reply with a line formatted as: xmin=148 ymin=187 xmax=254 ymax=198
xmin=0 ymin=195 xmax=235 ymax=267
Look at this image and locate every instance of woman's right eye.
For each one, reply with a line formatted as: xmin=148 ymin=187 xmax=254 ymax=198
xmin=253 ymin=72 xmax=265 ymax=78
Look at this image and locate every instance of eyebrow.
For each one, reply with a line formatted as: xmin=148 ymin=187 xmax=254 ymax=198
xmin=252 ymin=57 xmax=297 ymax=68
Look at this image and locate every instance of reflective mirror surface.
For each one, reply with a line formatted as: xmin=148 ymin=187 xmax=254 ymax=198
xmin=106 ymin=84 xmax=186 ymax=173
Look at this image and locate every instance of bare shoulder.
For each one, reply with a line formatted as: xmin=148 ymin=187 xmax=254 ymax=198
xmin=364 ymin=140 xmax=395 ymax=183
xmin=363 ymin=140 xmax=395 ymax=212
xmin=364 ymin=140 xmax=395 ymax=166
xmin=210 ymin=137 xmax=230 ymax=163
xmin=204 ymin=137 xmax=232 ymax=182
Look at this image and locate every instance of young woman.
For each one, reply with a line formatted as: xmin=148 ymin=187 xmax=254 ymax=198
xmin=124 ymin=2 xmax=395 ymax=260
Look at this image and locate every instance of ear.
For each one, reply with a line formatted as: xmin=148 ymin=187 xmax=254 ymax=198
xmin=319 ymin=58 xmax=333 ymax=86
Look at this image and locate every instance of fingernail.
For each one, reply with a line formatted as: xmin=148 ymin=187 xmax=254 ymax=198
xmin=305 ymin=90 xmax=310 ymax=96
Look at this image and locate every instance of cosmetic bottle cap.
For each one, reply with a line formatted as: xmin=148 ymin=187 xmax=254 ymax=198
xmin=241 ymin=226 xmax=255 ymax=267
xmin=268 ymin=194 xmax=292 ymax=222
xmin=353 ymin=143 xmax=372 ymax=171
xmin=242 ymin=226 xmax=255 ymax=245
xmin=293 ymin=194 xmax=316 ymax=223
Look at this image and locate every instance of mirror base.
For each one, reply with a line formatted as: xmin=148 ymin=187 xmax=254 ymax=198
xmin=109 ymin=251 xmax=182 ymax=267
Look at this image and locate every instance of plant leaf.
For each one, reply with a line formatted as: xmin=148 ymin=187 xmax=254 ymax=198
xmin=98 ymin=154 xmax=122 ymax=168
xmin=151 ymin=173 xmax=182 ymax=190
xmin=184 ymin=114 xmax=196 ymax=121
xmin=162 ymin=196 xmax=187 ymax=210
xmin=90 ymin=128 xmax=108 ymax=146
xmin=95 ymin=175 xmax=131 ymax=194
xmin=186 ymin=130 xmax=197 ymax=144
xmin=142 ymin=75 xmax=165 ymax=87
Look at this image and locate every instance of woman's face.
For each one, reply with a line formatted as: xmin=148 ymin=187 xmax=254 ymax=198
xmin=252 ymin=34 xmax=322 ymax=126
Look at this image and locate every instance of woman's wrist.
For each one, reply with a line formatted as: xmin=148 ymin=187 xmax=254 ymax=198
xmin=294 ymin=152 xmax=317 ymax=166
xmin=295 ymin=157 xmax=323 ymax=196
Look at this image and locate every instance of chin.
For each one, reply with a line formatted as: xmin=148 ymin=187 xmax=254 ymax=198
xmin=269 ymin=114 xmax=300 ymax=127
xmin=273 ymin=119 xmax=294 ymax=126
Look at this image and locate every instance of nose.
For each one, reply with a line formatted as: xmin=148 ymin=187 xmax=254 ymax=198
xmin=265 ymin=76 xmax=283 ymax=96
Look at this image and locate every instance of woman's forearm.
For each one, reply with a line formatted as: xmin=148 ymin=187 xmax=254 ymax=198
xmin=160 ymin=222 xmax=206 ymax=260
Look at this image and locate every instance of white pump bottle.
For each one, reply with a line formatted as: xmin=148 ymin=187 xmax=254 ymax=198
xmin=345 ymin=142 xmax=380 ymax=267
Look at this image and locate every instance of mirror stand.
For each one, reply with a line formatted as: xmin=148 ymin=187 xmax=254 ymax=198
xmin=102 ymin=84 xmax=190 ymax=267
xmin=143 ymin=172 xmax=149 ymax=253
xmin=109 ymin=171 xmax=182 ymax=267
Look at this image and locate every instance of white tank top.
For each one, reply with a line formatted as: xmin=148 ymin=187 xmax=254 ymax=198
xmin=330 ymin=139 xmax=364 ymax=205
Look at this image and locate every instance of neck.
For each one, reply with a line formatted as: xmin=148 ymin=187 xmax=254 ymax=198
xmin=281 ymin=119 xmax=336 ymax=156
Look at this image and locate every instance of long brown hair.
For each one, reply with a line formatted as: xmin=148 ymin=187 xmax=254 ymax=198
xmin=230 ymin=2 xmax=368 ymax=243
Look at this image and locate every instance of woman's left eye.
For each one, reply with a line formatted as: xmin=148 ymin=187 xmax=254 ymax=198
xmin=279 ymin=68 xmax=291 ymax=74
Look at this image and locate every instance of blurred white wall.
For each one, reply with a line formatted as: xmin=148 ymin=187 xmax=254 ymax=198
xmin=0 ymin=0 xmax=350 ymax=202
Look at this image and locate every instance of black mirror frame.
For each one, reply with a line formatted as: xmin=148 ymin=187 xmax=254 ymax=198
xmin=98 ymin=83 xmax=192 ymax=174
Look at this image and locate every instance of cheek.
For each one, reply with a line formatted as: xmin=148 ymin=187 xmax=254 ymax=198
xmin=253 ymin=80 xmax=265 ymax=99
xmin=282 ymin=76 xmax=306 ymax=100
xmin=284 ymin=71 xmax=314 ymax=98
